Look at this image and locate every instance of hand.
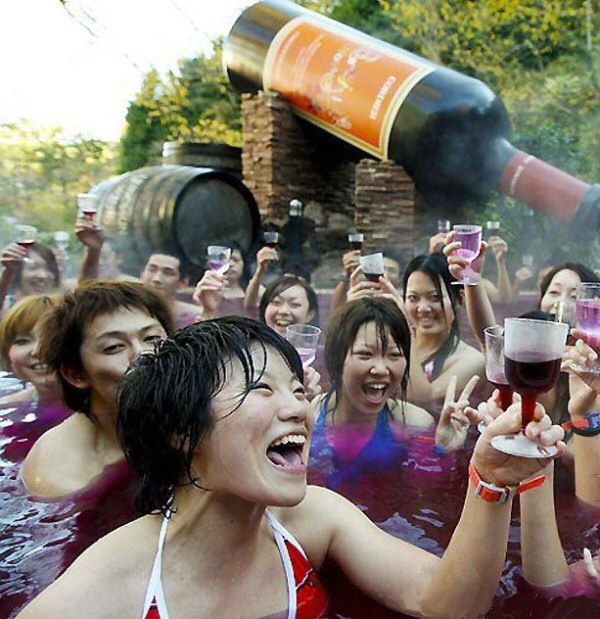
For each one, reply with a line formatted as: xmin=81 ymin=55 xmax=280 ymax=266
xmin=304 ymin=366 xmax=322 ymax=402
xmin=435 ymin=375 xmax=479 ymax=451
xmin=193 ymin=270 xmax=224 ymax=317
xmin=465 ymin=389 xmax=519 ymax=427
xmin=1 ymin=242 xmax=27 ymax=273
xmin=429 ymin=232 xmax=447 ymax=254
xmin=256 ymin=246 xmax=278 ymax=273
xmin=514 ymin=266 xmax=533 ymax=284
xmin=487 ymin=236 xmax=508 ymax=262
xmin=560 ymin=336 xmax=600 ymax=394
xmin=472 ymin=401 xmax=565 ymax=487
xmin=443 ymin=230 xmax=488 ymax=283
xmin=342 ymin=250 xmax=361 ymax=278
xmin=583 ymin=548 xmax=600 ymax=588
xmin=75 ymin=219 xmax=105 ymax=251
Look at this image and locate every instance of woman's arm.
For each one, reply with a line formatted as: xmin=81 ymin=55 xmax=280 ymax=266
xmin=562 ymin=334 xmax=600 ymax=506
xmin=299 ymin=402 xmax=564 ymax=617
xmin=76 ymin=221 xmax=105 ymax=282
xmin=243 ymin=246 xmax=277 ymax=309
xmin=0 ymin=242 xmax=26 ymax=311
xmin=330 ymin=249 xmax=360 ymax=312
xmin=520 ymin=461 xmax=570 ymax=587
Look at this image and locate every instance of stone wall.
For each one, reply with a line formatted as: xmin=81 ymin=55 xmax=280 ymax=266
xmin=241 ymin=92 xmax=419 ymax=287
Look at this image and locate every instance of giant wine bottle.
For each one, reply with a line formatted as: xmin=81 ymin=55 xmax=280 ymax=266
xmin=225 ymin=0 xmax=600 ymax=225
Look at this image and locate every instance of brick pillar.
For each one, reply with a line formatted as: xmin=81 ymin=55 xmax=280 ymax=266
xmin=355 ymin=159 xmax=417 ymax=263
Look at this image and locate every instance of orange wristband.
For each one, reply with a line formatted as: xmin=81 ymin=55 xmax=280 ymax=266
xmin=468 ymin=461 xmax=546 ymax=504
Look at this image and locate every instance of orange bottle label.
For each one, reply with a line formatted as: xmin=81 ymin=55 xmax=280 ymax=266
xmin=263 ymin=15 xmax=433 ymax=159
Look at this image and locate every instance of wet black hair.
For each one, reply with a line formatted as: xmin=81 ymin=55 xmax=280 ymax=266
xmin=259 ymin=274 xmax=320 ymax=328
xmin=117 ymin=316 xmax=303 ymax=517
xmin=402 ymin=253 xmax=461 ymax=379
xmin=225 ymin=240 xmax=251 ymax=291
xmin=325 ymin=297 xmax=411 ymax=406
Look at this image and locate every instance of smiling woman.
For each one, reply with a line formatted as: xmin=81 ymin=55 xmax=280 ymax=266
xmin=16 ymin=315 xmax=567 ymax=619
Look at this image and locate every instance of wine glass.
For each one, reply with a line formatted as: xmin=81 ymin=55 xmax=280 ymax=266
xmin=437 ymin=219 xmax=451 ymax=234
xmin=285 ymin=324 xmax=321 ymax=368
xmin=486 ymin=220 xmax=500 ymax=233
xmin=491 ymin=317 xmax=568 ymax=458
xmin=570 ymin=282 xmax=600 ymax=373
xmin=14 ymin=224 xmax=37 ymax=264
xmin=77 ymin=193 xmax=98 ymax=224
xmin=451 ymin=224 xmax=482 ymax=286
xmin=53 ymin=231 xmax=70 ymax=252
xmin=359 ymin=252 xmax=384 ymax=282
xmin=522 ymin=254 xmax=534 ymax=269
xmin=206 ymin=245 xmax=231 ymax=276
xmin=263 ymin=231 xmax=279 ymax=248
xmin=484 ymin=326 xmax=514 ymax=411
xmin=348 ymin=232 xmax=364 ymax=252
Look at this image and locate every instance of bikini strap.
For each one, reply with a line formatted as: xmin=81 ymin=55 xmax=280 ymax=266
xmin=140 ymin=515 xmax=171 ymax=619
xmin=265 ymin=509 xmax=305 ymax=619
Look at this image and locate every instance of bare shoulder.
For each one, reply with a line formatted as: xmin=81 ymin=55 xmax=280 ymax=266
xmin=18 ymin=516 xmax=158 ymax=618
xmin=388 ymin=399 xmax=433 ymax=428
xmin=20 ymin=415 xmax=94 ymax=497
xmin=448 ymin=341 xmax=485 ymax=373
xmin=271 ymin=486 xmax=364 ymax=567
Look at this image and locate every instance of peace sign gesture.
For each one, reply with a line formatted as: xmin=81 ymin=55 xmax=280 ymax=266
xmin=435 ymin=374 xmax=479 ymax=451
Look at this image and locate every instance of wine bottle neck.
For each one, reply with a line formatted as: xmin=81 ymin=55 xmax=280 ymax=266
xmin=498 ymin=142 xmax=590 ymax=222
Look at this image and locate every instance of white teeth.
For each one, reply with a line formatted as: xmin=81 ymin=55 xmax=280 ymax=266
xmin=270 ymin=434 xmax=306 ymax=448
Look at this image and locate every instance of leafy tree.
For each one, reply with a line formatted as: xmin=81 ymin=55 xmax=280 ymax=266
xmin=0 ymin=120 xmax=117 ymax=243
xmin=118 ymin=42 xmax=241 ymax=173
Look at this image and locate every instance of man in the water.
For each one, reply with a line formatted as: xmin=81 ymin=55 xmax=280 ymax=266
xmin=139 ymin=252 xmax=199 ymax=328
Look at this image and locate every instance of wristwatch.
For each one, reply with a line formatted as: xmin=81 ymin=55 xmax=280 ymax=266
xmin=468 ymin=461 xmax=546 ymax=504
xmin=562 ymin=412 xmax=600 ymax=437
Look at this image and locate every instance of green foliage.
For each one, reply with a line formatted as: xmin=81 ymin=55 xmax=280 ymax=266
xmin=0 ymin=121 xmax=117 ymax=244
xmin=118 ymin=42 xmax=241 ymax=173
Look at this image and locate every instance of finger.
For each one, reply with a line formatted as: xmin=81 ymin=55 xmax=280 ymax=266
xmin=483 ymin=403 xmax=522 ymax=438
xmin=534 ymin=424 xmax=564 ymax=447
xmin=443 ymin=375 xmax=458 ymax=408
xmin=525 ymin=413 xmax=552 ymax=439
xmin=458 ymin=375 xmax=479 ymax=403
xmin=443 ymin=241 xmax=462 ymax=255
xmin=583 ymin=548 xmax=600 ymax=580
xmin=450 ymin=412 xmax=470 ymax=427
xmin=349 ymin=265 xmax=363 ymax=286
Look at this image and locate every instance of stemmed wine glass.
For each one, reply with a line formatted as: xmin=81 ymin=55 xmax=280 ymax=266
xmin=359 ymin=252 xmax=384 ymax=282
xmin=77 ymin=193 xmax=98 ymax=224
xmin=451 ymin=224 xmax=482 ymax=286
xmin=14 ymin=224 xmax=37 ymax=264
xmin=263 ymin=231 xmax=279 ymax=248
xmin=570 ymin=282 xmax=600 ymax=373
xmin=348 ymin=232 xmax=364 ymax=251
xmin=491 ymin=317 xmax=568 ymax=458
xmin=486 ymin=220 xmax=500 ymax=233
xmin=285 ymin=324 xmax=321 ymax=368
xmin=206 ymin=245 xmax=231 ymax=276
xmin=484 ymin=325 xmax=514 ymax=412
xmin=438 ymin=219 xmax=451 ymax=234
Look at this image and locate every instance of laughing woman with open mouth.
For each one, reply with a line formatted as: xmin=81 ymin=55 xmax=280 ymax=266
xmin=18 ymin=316 xmax=565 ymax=619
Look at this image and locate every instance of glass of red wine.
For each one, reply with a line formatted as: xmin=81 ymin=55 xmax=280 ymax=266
xmin=206 ymin=245 xmax=231 ymax=276
xmin=285 ymin=324 xmax=321 ymax=368
xmin=348 ymin=232 xmax=364 ymax=252
xmin=571 ymin=282 xmax=600 ymax=373
xmin=14 ymin=224 xmax=37 ymax=264
xmin=263 ymin=231 xmax=279 ymax=248
xmin=484 ymin=326 xmax=513 ymax=411
xmin=491 ymin=317 xmax=569 ymax=458
xmin=359 ymin=252 xmax=384 ymax=282
xmin=451 ymin=224 xmax=482 ymax=286
xmin=437 ymin=219 xmax=451 ymax=234
xmin=486 ymin=220 xmax=500 ymax=233
xmin=77 ymin=193 xmax=99 ymax=224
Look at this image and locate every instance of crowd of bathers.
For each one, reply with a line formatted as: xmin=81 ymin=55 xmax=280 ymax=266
xmin=2 ymin=214 xmax=599 ymax=618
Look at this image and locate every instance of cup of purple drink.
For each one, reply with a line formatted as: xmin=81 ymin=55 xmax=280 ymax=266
xmin=451 ymin=224 xmax=482 ymax=286
xmin=285 ymin=324 xmax=321 ymax=368
xmin=206 ymin=245 xmax=231 ymax=276
xmin=572 ymin=282 xmax=600 ymax=373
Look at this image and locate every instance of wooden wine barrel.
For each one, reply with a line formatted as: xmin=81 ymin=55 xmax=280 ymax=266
xmin=90 ymin=165 xmax=260 ymax=279
xmin=162 ymin=142 xmax=242 ymax=177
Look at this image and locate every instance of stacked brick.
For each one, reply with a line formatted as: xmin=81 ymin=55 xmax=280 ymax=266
xmin=240 ymin=92 xmax=418 ymax=286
